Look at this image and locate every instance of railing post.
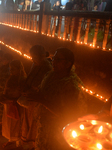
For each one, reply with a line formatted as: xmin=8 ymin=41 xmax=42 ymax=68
xmin=16 ymin=14 xmax=18 ymax=26
xmin=40 ymin=1 xmax=51 ymax=34
xmin=63 ymin=17 xmax=67 ymax=39
xmin=84 ymin=19 xmax=90 ymax=44
xmin=34 ymin=14 xmax=37 ymax=32
xmin=76 ymin=18 xmax=82 ymax=42
xmin=93 ymin=19 xmax=100 ymax=46
xmin=25 ymin=14 xmax=28 ymax=29
xmin=52 ymin=16 xmax=56 ymax=37
xmin=47 ymin=15 xmax=51 ymax=35
xmin=70 ymin=17 xmax=75 ymax=41
xmin=58 ymin=16 xmax=62 ymax=38
xmin=102 ymin=19 xmax=111 ymax=49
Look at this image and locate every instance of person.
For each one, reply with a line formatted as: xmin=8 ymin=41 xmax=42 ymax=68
xmin=104 ymin=0 xmax=112 ymax=11
xmin=17 ymin=45 xmax=52 ymax=150
xmin=0 ymin=53 xmax=13 ymax=125
xmin=0 ymin=53 xmax=13 ymax=94
xmin=53 ymin=0 xmax=61 ymax=10
xmin=26 ymin=47 xmax=87 ymax=150
xmin=6 ymin=0 xmax=14 ymax=10
xmin=0 ymin=60 xmax=27 ymax=148
xmin=65 ymin=0 xmax=73 ymax=10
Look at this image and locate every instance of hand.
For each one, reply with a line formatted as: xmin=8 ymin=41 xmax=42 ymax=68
xmin=78 ymin=114 xmax=99 ymax=121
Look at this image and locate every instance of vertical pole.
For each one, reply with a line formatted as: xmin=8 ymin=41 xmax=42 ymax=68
xmin=63 ymin=17 xmax=67 ymax=39
xmin=34 ymin=14 xmax=37 ymax=32
xmin=52 ymin=16 xmax=56 ymax=37
xmin=47 ymin=15 xmax=51 ymax=35
xmin=70 ymin=17 xmax=75 ymax=41
xmin=25 ymin=14 xmax=28 ymax=29
xmin=23 ymin=14 xmax=25 ymax=28
xmin=102 ymin=20 xmax=110 ymax=49
xmin=28 ymin=14 xmax=31 ymax=30
xmin=58 ymin=16 xmax=62 ymax=38
xmin=93 ymin=19 xmax=100 ymax=46
xmin=31 ymin=14 xmax=34 ymax=30
xmin=76 ymin=18 xmax=82 ymax=42
xmin=40 ymin=1 xmax=51 ymax=34
xmin=84 ymin=19 xmax=91 ymax=44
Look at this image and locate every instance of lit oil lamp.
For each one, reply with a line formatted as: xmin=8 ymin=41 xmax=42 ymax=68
xmin=72 ymin=130 xmax=77 ymax=138
xmin=94 ymin=126 xmax=109 ymax=136
xmin=79 ymin=122 xmax=93 ymax=132
xmin=96 ymin=143 xmax=103 ymax=149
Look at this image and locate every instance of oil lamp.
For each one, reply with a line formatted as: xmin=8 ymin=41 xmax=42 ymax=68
xmin=94 ymin=125 xmax=109 ymax=136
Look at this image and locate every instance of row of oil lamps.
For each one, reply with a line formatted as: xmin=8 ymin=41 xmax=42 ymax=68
xmin=0 ymin=21 xmax=112 ymax=51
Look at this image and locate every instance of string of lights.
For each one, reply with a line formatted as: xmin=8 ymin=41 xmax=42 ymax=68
xmin=0 ymin=22 xmax=111 ymax=51
xmin=0 ymin=41 xmax=32 ymax=60
xmin=0 ymin=22 xmax=39 ymax=33
xmin=0 ymin=39 xmax=108 ymax=103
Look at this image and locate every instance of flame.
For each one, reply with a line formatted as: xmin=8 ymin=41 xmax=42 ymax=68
xmin=98 ymin=126 xmax=103 ymax=133
xmin=80 ymin=124 xmax=84 ymax=130
xmin=91 ymin=120 xmax=97 ymax=125
xmin=96 ymin=143 xmax=102 ymax=149
xmin=72 ymin=130 xmax=77 ymax=138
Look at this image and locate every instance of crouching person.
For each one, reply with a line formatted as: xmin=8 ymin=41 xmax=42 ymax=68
xmin=17 ymin=45 xmax=52 ymax=150
xmin=0 ymin=60 xmax=27 ymax=148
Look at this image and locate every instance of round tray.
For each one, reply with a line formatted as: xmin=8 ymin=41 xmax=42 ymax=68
xmin=62 ymin=120 xmax=112 ymax=150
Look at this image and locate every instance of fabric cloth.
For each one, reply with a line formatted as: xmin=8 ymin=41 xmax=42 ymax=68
xmin=21 ymin=59 xmax=52 ymax=142
xmin=0 ymin=64 xmax=10 ymax=122
xmin=34 ymin=69 xmax=87 ymax=150
xmin=2 ymin=75 xmax=26 ymax=141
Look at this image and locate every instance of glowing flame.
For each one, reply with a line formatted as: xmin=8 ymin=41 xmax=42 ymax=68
xmin=72 ymin=131 xmax=77 ymax=138
xmin=98 ymin=126 xmax=103 ymax=133
xmin=80 ymin=124 xmax=84 ymax=130
xmin=91 ymin=120 xmax=97 ymax=125
xmin=96 ymin=143 xmax=102 ymax=149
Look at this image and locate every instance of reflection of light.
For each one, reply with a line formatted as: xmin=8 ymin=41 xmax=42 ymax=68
xmin=91 ymin=120 xmax=97 ymax=125
xmin=110 ymin=132 xmax=112 ymax=138
xmin=80 ymin=124 xmax=84 ymax=130
xmin=72 ymin=131 xmax=77 ymax=138
xmin=96 ymin=143 xmax=102 ymax=149
xmin=98 ymin=126 xmax=103 ymax=133
xmin=70 ymin=144 xmax=73 ymax=147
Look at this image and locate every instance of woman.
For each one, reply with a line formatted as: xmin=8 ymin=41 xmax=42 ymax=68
xmin=27 ymin=48 xmax=87 ymax=150
xmin=18 ymin=45 xmax=52 ymax=149
xmin=1 ymin=60 xmax=27 ymax=148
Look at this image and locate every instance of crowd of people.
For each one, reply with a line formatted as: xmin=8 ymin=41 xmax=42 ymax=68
xmin=52 ymin=0 xmax=112 ymax=11
xmin=0 ymin=46 xmax=87 ymax=150
xmin=0 ymin=45 xmax=111 ymax=150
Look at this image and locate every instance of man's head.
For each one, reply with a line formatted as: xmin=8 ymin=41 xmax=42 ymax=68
xmin=29 ymin=45 xmax=46 ymax=65
xmin=52 ymin=47 xmax=75 ymax=73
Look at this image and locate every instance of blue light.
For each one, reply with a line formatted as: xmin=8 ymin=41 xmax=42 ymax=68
xmin=61 ymin=0 xmax=69 ymax=5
